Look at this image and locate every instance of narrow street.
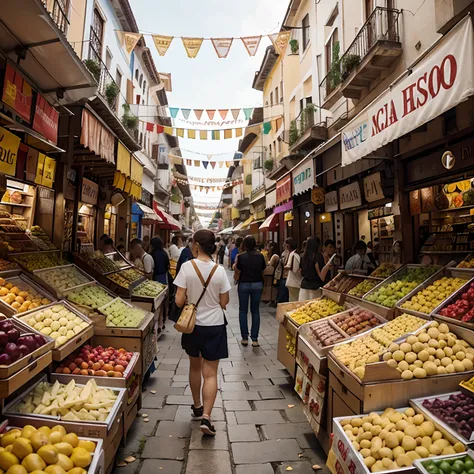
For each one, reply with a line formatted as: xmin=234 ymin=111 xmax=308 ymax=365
xmin=116 ymin=269 xmax=329 ymax=474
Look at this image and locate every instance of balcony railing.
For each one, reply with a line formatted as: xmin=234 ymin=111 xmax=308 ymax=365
xmin=42 ymin=0 xmax=70 ymax=34
xmin=319 ymin=7 xmax=401 ymax=105
xmin=251 ymin=184 xmax=265 ymax=201
xmin=289 ymin=107 xmax=316 ymax=146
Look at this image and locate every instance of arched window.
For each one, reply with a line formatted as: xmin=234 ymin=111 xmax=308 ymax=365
xmin=139 ymin=73 xmax=143 ymax=87
xmin=135 ymin=69 xmax=139 ymax=80
xmin=142 ymin=80 xmax=146 ymax=94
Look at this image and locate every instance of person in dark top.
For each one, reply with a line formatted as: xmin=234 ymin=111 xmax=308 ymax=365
xmin=176 ymin=237 xmax=194 ymax=275
xmin=236 ymin=235 xmax=266 ymax=347
xmin=150 ymin=237 xmax=170 ymax=285
xmin=299 ymin=236 xmax=333 ymax=301
xmin=231 ymin=237 xmax=243 ymax=267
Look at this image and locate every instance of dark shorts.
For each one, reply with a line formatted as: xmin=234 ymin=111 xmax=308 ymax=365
xmin=181 ymin=324 xmax=228 ymax=361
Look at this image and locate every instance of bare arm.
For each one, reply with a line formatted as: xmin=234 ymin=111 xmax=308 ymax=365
xmin=315 ymin=261 xmax=331 ymax=282
xmin=220 ymin=291 xmax=230 ymax=309
xmin=175 ymin=286 xmax=186 ymax=308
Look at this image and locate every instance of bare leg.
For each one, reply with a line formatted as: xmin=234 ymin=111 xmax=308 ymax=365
xmin=189 ymin=356 xmax=203 ymax=408
xmin=201 ymin=359 xmax=219 ymax=418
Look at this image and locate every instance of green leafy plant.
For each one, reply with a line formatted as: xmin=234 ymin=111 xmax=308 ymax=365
xmin=289 ymin=119 xmax=299 ymax=146
xmin=341 ymin=54 xmax=361 ymax=78
xmin=105 ymin=82 xmax=120 ymax=107
xmin=122 ymin=103 xmax=139 ymax=132
xmin=289 ymin=39 xmax=299 ymax=54
xmin=328 ymin=41 xmax=341 ymax=90
xmin=245 ymin=174 xmax=252 ymax=185
xmin=264 ymin=159 xmax=274 ymax=171
xmin=84 ymin=59 xmax=101 ymax=82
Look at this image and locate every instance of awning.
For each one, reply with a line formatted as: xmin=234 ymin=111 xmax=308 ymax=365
xmin=232 ymin=221 xmax=246 ymax=232
xmin=240 ymin=216 xmax=255 ymax=230
xmin=259 ymin=213 xmax=279 ymax=231
xmin=219 ymin=227 xmax=235 ymax=235
xmin=153 ymin=201 xmax=182 ymax=230
xmin=136 ymin=202 xmax=161 ymax=224
xmin=274 ymin=200 xmax=293 ymax=214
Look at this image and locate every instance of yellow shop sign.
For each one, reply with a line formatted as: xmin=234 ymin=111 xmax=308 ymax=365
xmin=0 ymin=126 xmax=20 ymax=176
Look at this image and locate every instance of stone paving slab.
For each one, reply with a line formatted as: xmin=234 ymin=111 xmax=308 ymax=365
xmin=235 ymin=410 xmax=285 ymax=424
xmin=141 ymin=459 xmax=183 ymax=474
xmin=277 ymin=461 xmax=322 ymax=474
xmin=228 ymin=424 xmax=260 ymax=442
xmin=221 ymin=391 xmax=261 ymax=401
xmin=254 ymin=399 xmax=294 ymax=410
xmin=142 ymin=437 xmax=187 ymax=460
xmin=155 ymin=421 xmax=192 ymax=438
xmin=246 ymin=378 xmax=273 ymax=386
xmin=257 ymin=388 xmax=284 ymax=399
xmin=185 ymin=450 xmax=232 ymax=474
xmin=232 ymin=439 xmax=302 ymax=464
xmin=223 ymin=374 xmax=254 ymax=381
xmin=223 ymin=400 xmax=252 ymax=411
xmin=189 ymin=422 xmax=228 ymax=450
xmin=235 ymin=464 xmax=274 ymax=474
xmin=261 ymin=423 xmax=314 ymax=439
xmin=219 ymin=381 xmax=247 ymax=391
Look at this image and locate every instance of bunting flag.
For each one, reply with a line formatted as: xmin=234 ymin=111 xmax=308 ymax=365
xmin=218 ymin=109 xmax=229 ymax=120
xmin=163 ymin=126 xmax=173 ymax=135
xmin=181 ymin=108 xmax=191 ymax=119
xmin=186 ymin=159 xmax=192 ymax=166
xmin=212 ymin=130 xmax=220 ymax=140
xmin=235 ymin=128 xmax=243 ymax=137
xmin=157 ymin=125 xmax=164 ymax=133
xmin=225 ymin=161 xmax=232 ymax=167
xmin=243 ymin=108 xmax=254 ymax=120
xmin=203 ymin=161 xmax=209 ymax=169
xmin=182 ymin=37 xmax=204 ymax=58
xmin=200 ymin=130 xmax=207 ymax=140
xmin=177 ymin=128 xmax=184 ymax=138
xmin=169 ymin=108 xmax=179 ymax=118
xmin=224 ymin=129 xmax=232 ymax=139
xmin=276 ymin=117 xmax=283 ymax=130
xmin=119 ymin=32 xmax=142 ymax=55
xmin=263 ymin=122 xmax=272 ymax=135
xmin=194 ymin=160 xmax=200 ymax=167
xmin=211 ymin=38 xmax=234 ymax=58
xmin=194 ymin=109 xmax=204 ymax=120
xmin=219 ymin=162 xmax=224 ymax=168
xmin=210 ymin=162 xmax=216 ymax=169
xmin=240 ymin=36 xmax=262 ymax=56
xmin=146 ymin=122 xmax=154 ymax=132
xmin=269 ymin=31 xmax=291 ymax=55
xmin=187 ymin=129 xmax=196 ymax=139
xmin=206 ymin=110 xmax=216 ymax=120
xmin=152 ymin=34 xmax=174 ymax=56
xmin=231 ymin=109 xmax=240 ymax=120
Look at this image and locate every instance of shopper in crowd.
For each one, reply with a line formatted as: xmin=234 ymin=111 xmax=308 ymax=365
xmin=301 ymin=239 xmax=307 ymax=256
xmin=263 ymin=242 xmax=279 ymax=303
xmin=275 ymin=244 xmax=290 ymax=304
xmin=391 ymin=240 xmax=403 ymax=264
xmin=142 ymin=235 xmax=151 ymax=253
xmin=323 ymin=239 xmax=337 ymax=282
xmin=102 ymin=238 xmax=114 ymax=254
xmin=285 ymin=238 xmax=302 ymax=302
xmin=230 ymin=237 xmax=243 ymax=267
xmin=345 ymin=240 xmax=376 ymax=274
xmin=130 ymin=238 xmax=154 ymax=279
xmin=117 ymin=244 xmax=125 ymax=254
xmin=177 ymin=237 xmax=194 ymax=275
xmin=300 ymin=236 xmax=332 ymax=301
xmin=174 ymin=229 xmax=230 ymax=436
xmin=169 ymin=235 xmax=184 ymax=260
xmin=236 ymin=235 xmax=266 ymax=347
xmin=98 ymin=234 xmax=109 ymax=251
xmin=227 ymin=238 xmax=235 ymax=269
xmin=149 ymin=237 xmax=170 ymax=285
xmin=216 ymin=237 xmax=226 ymax=265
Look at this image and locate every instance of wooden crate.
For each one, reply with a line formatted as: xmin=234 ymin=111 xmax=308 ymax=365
xmin=104 ymin=414 xmax=124 ymax=474
xmin=276 ymin=300 xmax=312 ymax=323
xmin=277 ymin=323 xmax=295 ymax=378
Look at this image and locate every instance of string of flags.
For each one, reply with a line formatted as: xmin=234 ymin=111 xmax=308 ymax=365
xmin=173 ymin=172 xmax=229 ymax=183
xmin=175 ymin=179 xmax=243 ymax=193
xmin=170 ymin=154 xmax=233 ymax=168
xmin=167 ymin=108 xmax=254 ymax=121
xmin=117 ymin=30 xmax=292 ymax=59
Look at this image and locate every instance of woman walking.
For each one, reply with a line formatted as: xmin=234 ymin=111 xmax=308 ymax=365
xmin=174 ymin=230 xmax=231 ymax=436
xmin=299 ymin=236 xmax=332 ymax=301
xmin=150 ymin=237 xmax=170 ymax=284
xmin=284 ymin=238 xmax=302 ymax=302
xmin=236 ymin=235 xmax=266 ymax=346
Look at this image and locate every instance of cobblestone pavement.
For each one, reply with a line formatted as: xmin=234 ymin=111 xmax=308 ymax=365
xmin=115 ymin=270 xmax=329 ymax=474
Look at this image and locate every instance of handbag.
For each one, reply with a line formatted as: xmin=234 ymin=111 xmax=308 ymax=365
xmin=233 ymin=254 xmax=241 ymax=282
xmin=174 ymin=260 xmax=219 ymax=334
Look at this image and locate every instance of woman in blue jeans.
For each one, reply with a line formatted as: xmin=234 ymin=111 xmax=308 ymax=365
xmin=236 ymin=235 xmax=266 ymax=347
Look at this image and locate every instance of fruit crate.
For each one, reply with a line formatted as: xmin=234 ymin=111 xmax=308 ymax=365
xmin=396 ymin=267 xmax=474 ymax=320
xmin=131 ymin=282 xmax=167 ymax=308
xmin=15 ymin=301 xmax=94 ymax=362
xmin=96 ymin=297 xmax=149 ymax=333
xmin=74 ymin=251 xmax=129 ymax=277
xmin=31 ymin=264 xmax=96 ymax=299
xmin=323 ymin=273 xmax=366 ymax=295
xmin=103 ymin=269 xmax=146 ymax=298
xmin=410 ymin=392 xmax=474 ymax=446
xmin=413 ymin=449 xmax=474 ymax=474
xmin=285 ymin=298 xmax=350 ymax=329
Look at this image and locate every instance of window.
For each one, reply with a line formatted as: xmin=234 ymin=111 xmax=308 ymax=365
xmin=115 ymin=70 xmax=122 ymax=90
xmin=299 ymin=98 xmax=305 ymax=113
xmin=306 ymin=96 xmax=312 ymax=105
xmin=275 ymin=86 xmax=279 ymax=104
xmin=142 ymin=80 xmax=146 ymax=94
xmin=302 ymin=14 xmax=310 ymax=50
xmin=139 ymin=74 xmax=143 ymax=87
xmin=325 ymin=28 xmax=339 ymax=75
xmin=270 ymin=92 xmax=273 ymax=106
xmin=105 ymin=49 xmax=112 ymax=70
xmin=90 ymin=8 xmax=104 ymax=60
xmin=135 ymin=69 xmax=139 ymax=81
xmin=136 ymin=94 xmax=141 ymax=104
xmin=280 ymin=81 xmax=283 ymax=102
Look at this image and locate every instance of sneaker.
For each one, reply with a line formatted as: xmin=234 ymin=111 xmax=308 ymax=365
xmin=241 ymin=339 xmax=248 ymax=346
xmin=252 ymin=340 xmax=260 ymax=347
xmin=191 ymin=404 xmax=203 ymax=418
xmin=200 ymin=418 xmax=216 ymax=436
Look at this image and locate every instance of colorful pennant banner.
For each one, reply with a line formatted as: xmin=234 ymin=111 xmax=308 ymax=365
xmin=170 ymin=154 xmax=234 ymax=168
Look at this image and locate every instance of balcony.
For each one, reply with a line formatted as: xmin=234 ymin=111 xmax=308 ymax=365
xmin=289 ymin=106 xmax=327 ymax=153
xmin=42 ymin=0 xmax=69 ymax=34
xmin=319 ymin=7 xmax=402 ymax=108
xmin=250 ymin=184 xmax=265 ymax=204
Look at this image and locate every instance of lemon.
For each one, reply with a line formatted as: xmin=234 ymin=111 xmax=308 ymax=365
xmin=0 ymin=452 xmax=20 ymax=471
xmin=47 ymin=434 xmax=61 ymax=446
xmin=50 ymin=445 xmax=71 ymax=458
xmin=11 ymin=439 xmax=32 ymax=460
xmin=19 ymin=428 xmax=36 ymax=441
xmin=59 ymin=436 xmax=77 ymax=450
xmin=69 ymin=449 xmax=90 ymax=469
xmin=55 ymin=455 xmax=72 ymax=472
xmin=36 ymin=446 xmax=58 ymax=465
xmin=6 ymin=466 xmax=27 ymax=474
xmin=1 ymin=432 xmax=21 ymax=449
xmin=50 ymin=428 xmax=66 ymax=438
xmin=29 ymin=434 xmax=48 ymax=453
xmin=44 ymin=466 xmax=66 ymax=474
xmin=76 ymin=441 xmax=94 ymax=454
xmin=21 ymin=454 xmax=46 ymax=473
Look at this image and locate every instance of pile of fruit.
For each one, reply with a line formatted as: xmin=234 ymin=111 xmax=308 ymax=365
xmin=0 ymin=424 xmax=96 ymax=473
xmin=364 ymin=266 xmax=439 ymax=308
xmin=422 ymin=392 xmax=474 ymax=441
xmin=310 ymin=320 xmax=345 ymax=347
xmin=371 ymin=263 xmax=400 ymax=279
xmin=29 ymin=226 xmax=56 ymax=250
xmin=333 ymin=314 xmax=425 ymax=378
xmin=382 ymin=321 xmax=474 ymax=379
xmin=438 ymin=281 xmax=474 ymax=323
xmin=289 ymin=298 xmax=344 ymax=325
xmin=99 ymin=299 xmax=145 ymax=328
xmin=348 ymin=279 xmax=378 ymax=298
xmin=285 ymin=334 xmax=296 ymax=356
xmin=14 ymin=379 xmax=118 ymax=421
xmin=11 ymin=254 xmax=68 ymax=272
xmin=340 ymin=406 xmax=466 ymax=473
xmin=0 ymin=258 xmax=19 ymax=272
xmin=37 ymin=267 xmax=90 ymax=292
xmin=421 ymin=456 xmax=474 ymax=474
xmin=0 ymin=319 xmax=47 ymax=365
xmin=458 ymin=257 xmax=474 ymax=269
xmin=108 ymin=268 xmax=144 ymax=289
xmin=0 ymin=277 xmax=52 ymax=313
xmin=332 ymin=308 xmax=381 ymax=336
xmin=400 ymin=276 xmax=467 ymax=314
xmin=55 ymin=344 xmax=133 ymax=377
xmin=325 ymin=275 xmax=363 ymax=294
xmin=79 ymin=251 xmax=120 ymax=274
xmin=460 ymin=374 xmax=474 ymax=394
xmin=24 ymin=304 xmax=90 ymax=348
xmin=66 ymin=286 xmax=113 ymax=309
xmin=132 ymin=280 xmax=166 ymax=298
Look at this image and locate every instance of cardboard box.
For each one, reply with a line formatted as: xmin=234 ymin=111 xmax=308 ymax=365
xmin=277 ymin=323 xmax=295 ymax=377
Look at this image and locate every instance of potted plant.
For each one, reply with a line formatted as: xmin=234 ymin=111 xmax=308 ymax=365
xmin=245 ymin=174 xmax=252 ymax=185
xmin=264 ymin=159 xmax=274 ymax=171
xmin=341 ymin=54 xmax=361 ymax=79
xmin=328 ymin=42 xmax=341 ymax=90
xmin=84 ymin=59 xmax=101 ymax=82
xmin=289 ymin=119 xmax=299 ymax=146
xmin=289 ymin=39 xmax=299 ymax=54
xmin=105 ymin=82 xmax=120 ymax=107
xmin=122 ymin=104 xmax=139 ymax=132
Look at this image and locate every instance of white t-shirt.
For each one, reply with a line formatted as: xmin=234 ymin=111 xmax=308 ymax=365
xmin=169 ymin=244 xmax=183 ymax=260
xmin=286 ymin=250 xmax=302 ymax=289
xmin=134 ymin=253 xmax=154 ymax=274
xmin=173 ymin=259 xmax=231 ymax=326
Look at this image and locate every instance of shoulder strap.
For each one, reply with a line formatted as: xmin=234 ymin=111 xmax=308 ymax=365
xmin=191 ymin=261 xmax=219 ymax=308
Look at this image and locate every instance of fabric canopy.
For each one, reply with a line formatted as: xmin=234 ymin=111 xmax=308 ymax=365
xmin=240 ymin=215 xmax=254 ymax=230
xmin=80 ymin=110 xmax=114 ymax=163
xmin=219 ymin=227 xmax=235 ymax=235
xmin=232 ymin=221 xmax=245 ymax=232
xmin=136 ymin=202 xmax=161 ymax=224
xmin=153 ymin=201 xmax=181 ymax=230
xmin=259 ymin=213 xmax=279 ymax=231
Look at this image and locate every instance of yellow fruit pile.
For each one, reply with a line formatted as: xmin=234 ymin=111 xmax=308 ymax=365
xmin=0 ymin=424 xmax=95 ymax=474
xmin=383 ymin=321 xmax=474 ymax=379
xmin=341 ymin=407 xmax=466 ymax=473
xmin=401 ymin=277 xmax=466 ymax=314
xmin=0 ymin=278 xmax=51 ymax=313
xmin=289 ymin=298 xmax=344 ymax=325
xmin=371 ymin=314 xmax=425 ymax=346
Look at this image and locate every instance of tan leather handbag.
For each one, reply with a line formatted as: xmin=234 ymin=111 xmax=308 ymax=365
xmin=174 ymin=261 xmax=219 ymax=334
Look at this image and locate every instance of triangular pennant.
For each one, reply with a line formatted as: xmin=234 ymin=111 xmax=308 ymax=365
xmin=146 ymin=122 xmax=154 ymax=132
xmin=211 ymin=38 xmax=234 ymax=58
xmin=181 ymin=37 xmax=204 ymax=58
xmin=187 ymin=129 xmax=196 ymax=139
xmin=212 ymin=130 xmax=220 ymax=140
xmin=206 ymin=110 xmax=216 ymax=120
xmin=177 ymin=128 xmax=184 ymax=138
xmin=268 ymin=31 xmax=291 ymax=55
xmin=194 ymin=160 xmax=200 ymax=167
xmin=210 ymin=162 xmax=216 ymax=169
xmin=243 ymin=108 xmax=254 ymax=120
xmin=207 ymin=154 xmax=213 ymax=160
xmin=200 ymin=130 xmax=208 ymax=140
xmin=218 ymin=109 xmax=229 ymax=120
xmin=169 ymin=108 xmax=179 ymax=119
xmin=219 ymin=162 xmax=224 ymax=168
xmin=200 ymin=186 xmax=204 ymax=192
xmin=186 ymin=159 xmax=192 ymax=166
xmin=263 ymin=122 xmax=272 ymax=135
xmin=163 ymin=126 xmax=173 ymax=135
xmin=240 ymin=36 xmax=262 ymax=56
xmin=231 ymin=109 xmax=240 ymax=120
xmin=203 ymin=161 xmax=209 ymax=169
xmin=156 ymin=125 xmax=164 ymax=133
xmin=225 ymin=161 xmax=232 ymax=167
xmin=194 ymin=109 xmax=204 ymax=120
xmin=235 ymin=128 xmax=243 ymax=137
xmin=181 ymin=109 xmax=191 ymax=120
xmin=121 ymin=32 xmax=142 ymax=55
xmin=205 ymin=188 xmax=209 ymax=194
xmin=224 ymin=129 xmax=232 ymax=139
xmin=152 ymin=34 xmax=174 ymax=56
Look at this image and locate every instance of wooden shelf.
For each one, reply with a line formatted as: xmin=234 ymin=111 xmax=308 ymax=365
xmin=430 ymin=204 xmax=474 ymax=213
xmin=421 ymin=250 xmax=471 ymax=254
xmin=0 ymin=203 xmax=32 ymax=208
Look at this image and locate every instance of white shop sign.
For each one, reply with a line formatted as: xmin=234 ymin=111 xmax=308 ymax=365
xmin=363 ymin=171 xmax=385 ymax=203
xmin=292 ymin=159 xmax=315 ymax=195
xmin=325 ymin=190 xmax=338 ymax=212
xmin=341 ymin=16 xmax=474 ymax=166
xmin=339 ymin=181 xmax=362 ymax=210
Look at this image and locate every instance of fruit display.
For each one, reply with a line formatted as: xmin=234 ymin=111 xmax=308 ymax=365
xmin=332 ymin=308 xmax=382 ymax=336
xmin=36 ymin=267 xmax=90 ymax=292
xmin=55 ymin=344 xmax=134 ymax=377
xmin=420 ymin=455 xmax=474 ymax=474
xmin=11 ymin=254 xmax=68 ymax=272
xmin=460 ymin=374 xmax=474 ymax=395
xmin=438 ymin=281 xmax=474 ymax=323
xmin=0 ymin=277 xmax=52 ymax=313
xmin=288 ymin=298 xmax=344 ymax=325
xmin=78 ymin=251 xmax=120 ymax=274
xmin=13 ymin=379 xmax=119 ymax=421
xmin=310 ymin=320 xmax=346 ymax=347
xmin=132 ymin=280 xmax=166 ymax=298
xmin=99 ymin=299 xmax=146 ymax=328
xmin=0 ymin=319 xmax=48 ymax=365
xmin=371 ymin=263 xmax=401 ymax=279
xmin=339 ymin=406 xmax=466 ymax=473
xmin=457 ymin=256 xmax=474 ymax=268
xmin=401 ymin=276 xmax=467 ymax=314
xmin=23 ymin=304 xmax=91 ymax=348
xmin=0 ymin=424 xmax=97 ymax=473
xmin=0 ymin=233 xmax=38 ymax=253
xmin=29 ymin=225 xmax=56 ymax=249
xmin=286 ymin=334 xmax=296 ymax=356
xmin=0 ymin=258 xmax=19 ymax=272
xmin=382 ymin=321 xmax=474 ymax=379
xmin=66 ymin=286 xmax=113 ymax=309
xmin=106 ymin=268 xmax=143 ymax=289
xmin=421 ymin=392 xmax=474 ymax=441
xmin=348 ymin=279 xmax=378 ymax=298
xmin=324 ymin=275 xmax=363 ymax=294
xmin=364 ymin=266 xmax=439 ymax=308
